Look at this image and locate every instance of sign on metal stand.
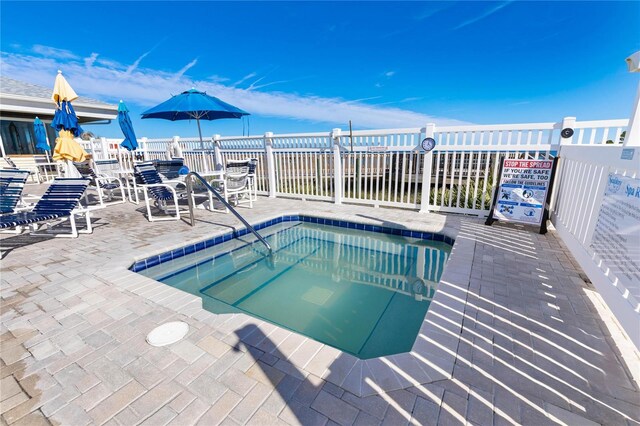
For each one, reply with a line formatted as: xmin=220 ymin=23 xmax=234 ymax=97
xmin=485 ymin=157 xmax=559 ymax=234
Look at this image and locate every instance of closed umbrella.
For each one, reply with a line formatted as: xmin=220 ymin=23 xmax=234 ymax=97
xmin=53 ymin=130 xmax=88 ymax=162
xmin=34 ymin=117 xmax=50 ymax=152
xmin=118 ymin=101 xmax=138 ymax=151
xmin=50 ymin=71 xmax=88 ymax=174
xmin=141 ymin=88 xmax=249 ymax=149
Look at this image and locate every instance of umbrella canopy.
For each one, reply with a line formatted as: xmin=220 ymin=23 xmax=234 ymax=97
xmin=52 ymin=71 xmax=78 ymax=104
xmin=118 ymin=101 xmax=138 ymax=151
xmin=50 ymin=71 xmax=88 ymax=166
xmin=34 ymin=117 xmax=50 ymax=152
xmin=52 ymin=101 xmax=83 ymax=137
xmin=141 ymin=88 xmax=249 ymax=146
xmin=53 ymin=130 xmax=88 ymax=162
xmin=51 ymin=71 xmax=83 ymax=137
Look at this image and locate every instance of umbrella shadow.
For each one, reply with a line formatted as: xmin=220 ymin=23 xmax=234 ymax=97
xmin=231 ymin=324 xmax=412 ymax=425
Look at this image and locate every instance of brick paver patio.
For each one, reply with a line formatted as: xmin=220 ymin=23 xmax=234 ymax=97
xmin=1 ymin=192 xmax=638 ymax=425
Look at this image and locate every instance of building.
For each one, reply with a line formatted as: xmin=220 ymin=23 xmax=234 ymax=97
xmin=0 ymin=76 xmax=117 ymax=156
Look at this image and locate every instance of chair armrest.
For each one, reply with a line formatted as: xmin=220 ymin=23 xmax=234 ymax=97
xmin=94 ymin=176 xmax=123 ymax=185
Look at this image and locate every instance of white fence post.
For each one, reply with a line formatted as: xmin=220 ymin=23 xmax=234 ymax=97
xmin=419 ymin=123 xmax=435 ymax=213
xmin=202 ymin=137 xmax=211 ymax=173
xmin=213 ymin=134 xmax=222 ymax=169
xmin=550 ymin=117 xmax=576 ymax=217
xmin=559 ymin=116 xmax=577 ymax=146
xmin=100 ymin=137 xmax=109 ymax=160
xmin=624 ymin=85 xmax=640 ymax=146
xmin=141 ymin=137 xmax=149 ymax=161
xmin=265 ymin=132 xmax=277 ymax=198
xmin=332 ymin=128 xmax=343 ymax=205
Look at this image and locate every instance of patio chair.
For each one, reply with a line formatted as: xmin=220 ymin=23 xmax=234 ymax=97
xmin=247 ymin=158 xmax=258 ymax=202
xmin=73 ymin=161 xmax=126 ymax=208
xmin=222 ymin=160 xmax=253 ymax=210
xmin=1 ymin=157 xmax=18 ymax=169
xmin=0 ymin=169 xmax=32 ymax=233
xmin=94 ymin=158 xmax=143 ymax=204
xmin=153 ymin=159 xmax=187 ymax=181
xmin=2 ymin=156 xmax=60 ymax=183
xmin=134 ymin=162 xmax=189 ymax=222
xmin=0 ymin=178 xmax=92 ymax=238
xmin=0 ymin=169 xmax=30 ymax=214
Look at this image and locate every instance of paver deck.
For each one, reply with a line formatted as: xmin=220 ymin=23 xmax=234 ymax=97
xmin=1 ymin=192 xmax=639 ymax=425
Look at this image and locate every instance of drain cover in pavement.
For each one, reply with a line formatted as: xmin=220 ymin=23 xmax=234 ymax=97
xmin=146 ymin=321 xmax=189 ymax=347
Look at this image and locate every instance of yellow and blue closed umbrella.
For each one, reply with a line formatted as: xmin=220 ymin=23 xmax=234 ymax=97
xmin=50 ymin=71 xmax=88 ymax=164
xmin=118 ymin=101 xmax=138 ymax=151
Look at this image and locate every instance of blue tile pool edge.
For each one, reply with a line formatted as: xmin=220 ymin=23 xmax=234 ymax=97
xmin=129 ymin=215 xmax=455 ymax=273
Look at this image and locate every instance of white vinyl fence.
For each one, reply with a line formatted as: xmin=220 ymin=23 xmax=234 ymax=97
xmin=551 ymin=144 xmax=639 ymax=349
xmin=82 ymin=116 xmax=628 ymax=217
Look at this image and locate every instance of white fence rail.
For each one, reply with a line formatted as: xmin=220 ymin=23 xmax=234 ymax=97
xmin=82 ymin=117 xmax=628 ymax=217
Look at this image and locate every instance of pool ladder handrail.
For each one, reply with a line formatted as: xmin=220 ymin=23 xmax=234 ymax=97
xmin=185 ymin=171 xmax=273 ymax=256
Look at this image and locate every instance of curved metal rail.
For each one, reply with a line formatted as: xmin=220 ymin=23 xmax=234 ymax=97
xmin=185 ymin=172 xmax=272 ymax=255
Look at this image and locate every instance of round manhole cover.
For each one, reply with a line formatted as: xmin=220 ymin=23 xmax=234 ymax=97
xmin=146 ymin=321 xmax=189 ymax=347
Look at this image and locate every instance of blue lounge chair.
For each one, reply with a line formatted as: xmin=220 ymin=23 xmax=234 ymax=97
xmin=0 ymin=169 xmax=30 ymax=214
xmin=134 ymin=163 xmax=188 ymax=222
xmin=73 ymin=161 xmax=126 ymax=207
xmin=0 ymin=178 xmax=92 ymax=238
xmin=0 ymin=169 xmax=31 ymax=234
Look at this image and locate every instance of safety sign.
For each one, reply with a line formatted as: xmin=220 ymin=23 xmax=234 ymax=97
xmin=491 ymin=159 xmax=554 ymax=225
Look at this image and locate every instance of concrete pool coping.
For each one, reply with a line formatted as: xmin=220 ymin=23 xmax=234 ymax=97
xmin=110 ymin=210 xmax=471 ymax=397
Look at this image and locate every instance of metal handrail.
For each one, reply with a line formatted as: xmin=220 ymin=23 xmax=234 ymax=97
xmin=185 ymin=171 xmax=272 ymax=255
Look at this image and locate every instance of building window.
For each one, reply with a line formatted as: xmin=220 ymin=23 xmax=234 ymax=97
xmin=0 ymin=120 xmax=57 ymax=156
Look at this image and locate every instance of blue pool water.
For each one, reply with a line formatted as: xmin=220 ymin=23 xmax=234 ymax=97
xmin=137 ymin=220 xmax=452 ymax=359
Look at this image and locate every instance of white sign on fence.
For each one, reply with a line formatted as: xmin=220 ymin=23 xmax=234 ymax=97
xmin=492 ymin=159 xmax=553 ymax=225
xmin=590 ymin=173 xmax=640 ymax=289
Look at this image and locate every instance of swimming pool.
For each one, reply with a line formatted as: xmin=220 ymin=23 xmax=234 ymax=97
xmin=133 ymin=216 xmax=453 ymax=359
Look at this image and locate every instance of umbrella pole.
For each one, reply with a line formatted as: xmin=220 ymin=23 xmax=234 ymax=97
xmin=196 ymin=118 xmax=204 ymax=151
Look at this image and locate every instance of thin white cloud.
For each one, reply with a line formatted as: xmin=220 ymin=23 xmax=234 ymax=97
xmin=172 ymin=58 xmax=198 ymax=81
xmin=414 ymin=3 xmax=452 ymax=21
xmin=385 ymin=71 xmax=396 ymax=78
xmin=32 ymin=45 xmax=79 ymax=60
xmin=453 ymin=1 xmax=512 ymax=30
xmin=96 ymin=57 xmax=125 ymax=70
xmin=84 ymin=53 xmax=99 ymax=68
xmin=126 ymin=51 xmax=151 ymax=75
xmin=234 ymin=72 xmax=258 ymax=87
xmin=125 ymin=39 xmax=167 ymax=75
xmin=248 ymin=79 xmax=294 ymax=90
xmin=246 ymin=75 xmax=267 ymax=91
xmin=344 ymin=96 xmax=383 ymax=104
xmin=208 ymin=75 xmax=230 ymax=84
xmin=0 ymin=50 xmax=469 ymax=129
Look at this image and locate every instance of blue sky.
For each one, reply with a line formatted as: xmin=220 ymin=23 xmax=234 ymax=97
xmin=1 ymin=1 xmax=638 ymax=139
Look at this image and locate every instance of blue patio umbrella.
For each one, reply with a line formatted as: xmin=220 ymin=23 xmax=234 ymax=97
xmin=118 ymin=101 xmax=138 ymax=151
xmin=52 ymin=100 xmax=84 ymax=137
xmin=141 ymin=88 xmax=249 ymax=149
xmin=33 ymin=117 xmax=50 ymax=152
